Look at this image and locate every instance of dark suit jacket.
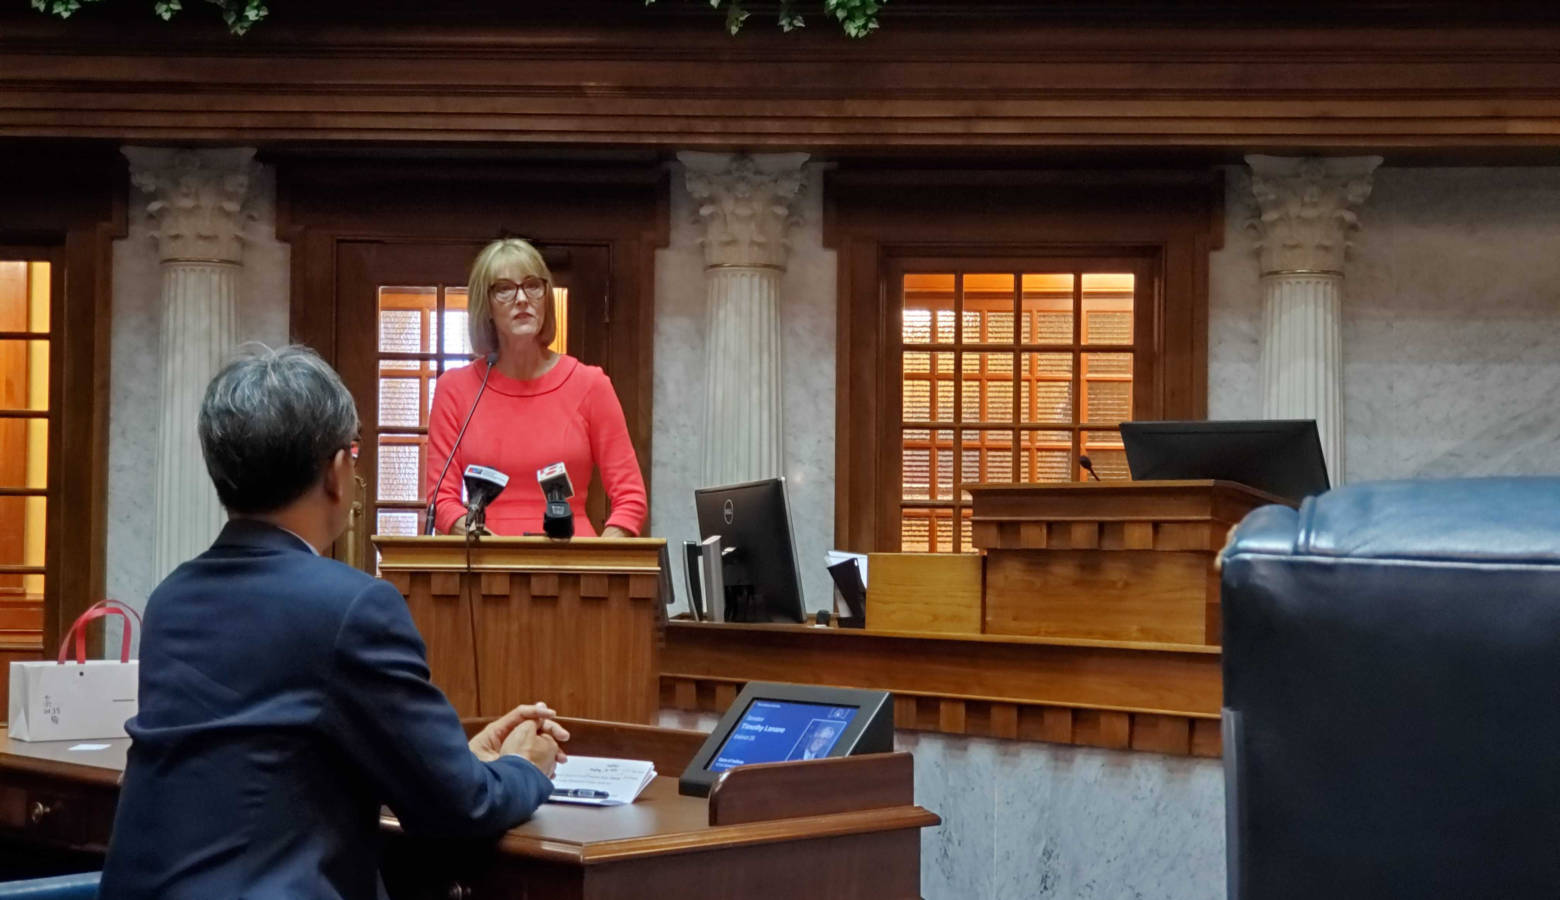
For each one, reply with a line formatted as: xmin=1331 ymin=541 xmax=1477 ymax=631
xmin=100 ymin=520 xmax=551 ymax=900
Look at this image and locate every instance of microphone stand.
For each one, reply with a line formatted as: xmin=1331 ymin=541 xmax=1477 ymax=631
xmin=424 ymin=353 xmax=498 ymax=535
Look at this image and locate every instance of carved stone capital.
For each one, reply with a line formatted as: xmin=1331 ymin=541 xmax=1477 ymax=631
xmin=1245 ymin=155 xmax=1382 ymax=275
xmin=123 ymin=147 xmax=258 ymax=264
xmin=678 ymin=151 xmax=809 ymax=269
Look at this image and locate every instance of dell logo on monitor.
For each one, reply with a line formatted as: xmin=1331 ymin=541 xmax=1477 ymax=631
xmin=723 ymin=499 xmax=735 ymax=525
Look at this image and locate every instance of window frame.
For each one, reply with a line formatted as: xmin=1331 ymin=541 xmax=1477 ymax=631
xmin=826 ymin=169 xmax=1219 ymax=554
xmin=887 ymin=255 xmax=1156 ymax=552
xmin=0 ymin=254 xmax=62 ymax=634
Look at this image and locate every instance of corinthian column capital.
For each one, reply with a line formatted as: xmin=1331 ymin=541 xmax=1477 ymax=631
xmin=1245 ymin=155 xmax=1382 ymax=275
xmin=678 ymin=151 xmax=809 ymax=269
xmin=123 ymin=147 xmax=258 ymax=264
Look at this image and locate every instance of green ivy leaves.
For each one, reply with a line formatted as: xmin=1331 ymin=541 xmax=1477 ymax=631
xmin=645 ymin=0 xmax=884 ymax=37
xmin=32 ymin=0 xmax=268 ymax=34
xmin=33 ymin=0 xmax=875 ymax=38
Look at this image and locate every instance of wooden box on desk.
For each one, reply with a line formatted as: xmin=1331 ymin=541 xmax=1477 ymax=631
xmin=968 ymin=481 xmax=1289 ymax=646
xmin=865 ymin=553 xmax=983 ymax=634
xmin=374 ymin=535 xmax=667 ymax=724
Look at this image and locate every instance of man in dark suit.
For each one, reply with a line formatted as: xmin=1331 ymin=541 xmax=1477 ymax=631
xmin=101 ymin=345 xmax=568 ymax=900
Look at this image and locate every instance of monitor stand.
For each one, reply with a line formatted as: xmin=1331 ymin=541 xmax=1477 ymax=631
xmin=723 ymin=584 xmax=764 ymax=623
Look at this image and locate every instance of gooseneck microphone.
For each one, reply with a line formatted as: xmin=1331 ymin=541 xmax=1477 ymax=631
xmin=1079 ymin=455 xmax=1103 ymax=482
xmin=423 ymin=352 xmax=500 ymax=534
xmin=536 ymin=462 xmax=575 ymax=539
xmin=462 ymin=465 xmax=510 ymax=536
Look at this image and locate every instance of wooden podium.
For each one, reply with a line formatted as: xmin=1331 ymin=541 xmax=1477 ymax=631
xmin=374 ymin=536 xmax=668 ymax=722
xmin=969 ymin=480 xmax=1289 ymax=645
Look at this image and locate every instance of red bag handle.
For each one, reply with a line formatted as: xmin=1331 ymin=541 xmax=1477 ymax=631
xmin=57 ymin=599 xmax=142 ymax=665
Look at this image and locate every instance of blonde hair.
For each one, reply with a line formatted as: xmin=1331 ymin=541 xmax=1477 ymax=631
xmin=466 ymin=238 xmax=556 ymax=355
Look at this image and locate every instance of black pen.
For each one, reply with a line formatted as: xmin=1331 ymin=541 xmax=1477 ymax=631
xmin=552 ymin=788 xmax=609 ymax=799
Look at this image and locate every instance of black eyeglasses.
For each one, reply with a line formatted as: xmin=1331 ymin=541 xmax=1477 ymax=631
xmin=490 ymin=277 xmax=549 ymax=305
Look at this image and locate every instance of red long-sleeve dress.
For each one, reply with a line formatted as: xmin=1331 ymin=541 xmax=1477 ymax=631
xmin=425 ymin=355 xmax=647 ymax=537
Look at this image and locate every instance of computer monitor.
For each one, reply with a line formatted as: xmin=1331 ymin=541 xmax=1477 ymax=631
xmin=1119 ymin=419 xmax=1330 ymax=505
xmin=694 ymin=477 xmax=806 ymax=624
xmin=678 ymin=682 xmax=895 ymax=797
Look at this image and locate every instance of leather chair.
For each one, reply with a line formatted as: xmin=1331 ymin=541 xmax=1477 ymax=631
xmin=0 ymin=873 xmax=99 ymax=899
xmin=1221 ymin=478 xmax=1560 ymax=900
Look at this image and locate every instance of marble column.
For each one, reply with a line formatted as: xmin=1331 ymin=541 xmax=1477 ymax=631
xmin=1245 ymin=155 xmax=1381 ymax=484
xmin=678 ymin=151 xmax=808 ymax=486
xmin=123 ymin=147 xmax=256 ymax=579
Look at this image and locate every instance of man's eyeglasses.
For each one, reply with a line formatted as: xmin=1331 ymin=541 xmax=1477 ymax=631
xmin=490 ymin=277 xmax=549 ymax=305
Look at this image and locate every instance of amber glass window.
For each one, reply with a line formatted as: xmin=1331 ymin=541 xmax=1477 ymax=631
xmin=371 ymin=284 xmax=569 ymax=542
xmin=0 ymin=260 xmax=51 ymax=640
xmin=897 ymin=266 xmax=1140 ymax=553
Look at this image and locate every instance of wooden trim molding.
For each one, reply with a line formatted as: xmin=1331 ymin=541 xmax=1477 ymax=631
xmin=662 ymin=622 xmax=1222 ymax=758
xmin=6 ymin=6 xmax=1560 ymax=151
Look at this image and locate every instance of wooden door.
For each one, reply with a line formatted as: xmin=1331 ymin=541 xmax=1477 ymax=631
xmin=333 ymin=240 xmax=612 ymax=570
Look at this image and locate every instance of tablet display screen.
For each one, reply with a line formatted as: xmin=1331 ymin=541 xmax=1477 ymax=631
xmin=706 ymin=699 xmax=859 ymax=772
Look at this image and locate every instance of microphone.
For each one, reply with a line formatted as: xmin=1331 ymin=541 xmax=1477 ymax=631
xmin=536 ymin=462 xmax=575 ymax=539
xmin=1079 ymin=455 xmax=1102 ymax=482
xmin=424 ymin=352 xmax=499 ymax=534
xmin=462 ymin=465 xmax=509 ymax=536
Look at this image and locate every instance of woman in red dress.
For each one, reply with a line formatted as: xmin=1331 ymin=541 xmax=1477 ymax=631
xmin=426 ymin=238 xmax=647 ymax=537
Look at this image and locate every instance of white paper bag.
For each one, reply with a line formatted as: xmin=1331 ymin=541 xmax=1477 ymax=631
xmin=7 ymin=599 xmax=140 ymax=742
xmin=8 ymin=659 xmax=139 ymax=741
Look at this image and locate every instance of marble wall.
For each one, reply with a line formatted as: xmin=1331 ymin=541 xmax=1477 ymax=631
xmin=105 ymin=161 xmax=291 ymax=624
xmin=659 ymin=710 xmax=1226 ymax=900
xmin=651 ymin=162 xmax=839 ymax=615
xmin=1208 ymin=166 xmax=1560 ymax=482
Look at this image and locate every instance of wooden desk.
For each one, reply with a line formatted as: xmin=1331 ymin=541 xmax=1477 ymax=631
xmin=0 ymin=719 xmax=939 ymax=899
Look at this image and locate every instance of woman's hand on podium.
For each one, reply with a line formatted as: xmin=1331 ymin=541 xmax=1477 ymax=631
xmin=469 ymin=700 xmax=568 ymax=763
xmin=601 ymin=525 xmax=633 ymax=539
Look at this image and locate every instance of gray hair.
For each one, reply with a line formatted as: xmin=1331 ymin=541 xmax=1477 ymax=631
xmin=198 ymin=343 xmax=360 ymax=514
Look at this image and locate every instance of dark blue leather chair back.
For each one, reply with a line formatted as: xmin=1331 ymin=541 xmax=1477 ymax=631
xmin=1222 ymin=478 xmax=1560 ymax=900
xmin=0 ymin=873 xmax=100 ymax=899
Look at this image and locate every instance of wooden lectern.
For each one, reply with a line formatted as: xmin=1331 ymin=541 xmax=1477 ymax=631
xmin=970 ymin=480 xmax=1289 ymax=646
xmin=374 ymin=536 xmax=668 ymax=722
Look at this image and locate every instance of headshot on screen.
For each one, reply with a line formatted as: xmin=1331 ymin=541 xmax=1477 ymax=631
xmin=788 ymin=720 xmax=843 ymax=761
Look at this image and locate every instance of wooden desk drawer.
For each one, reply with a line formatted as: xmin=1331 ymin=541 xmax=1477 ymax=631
xmin=0 ymin=780 xmax=115 ymax=851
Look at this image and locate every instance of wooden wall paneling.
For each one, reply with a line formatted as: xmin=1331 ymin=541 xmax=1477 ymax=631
xmin=658 ymin=617 xmax=1229 ymax=751
xmin=664 ymin=622 xmax=1221 ymax=718
xmin=662 ymin=672 xmax=1220 ymax=758
xmin=984 ymin=550 xmax=1213 ymax=644
xmin=865 ymin=553 xmax=983 ymax=634
xmin=9 ymin=7 xmax=1560 ymax=150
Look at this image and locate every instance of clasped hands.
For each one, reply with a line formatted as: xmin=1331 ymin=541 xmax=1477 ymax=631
xmin=468 ymin=700 xmax=571 ymax=779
